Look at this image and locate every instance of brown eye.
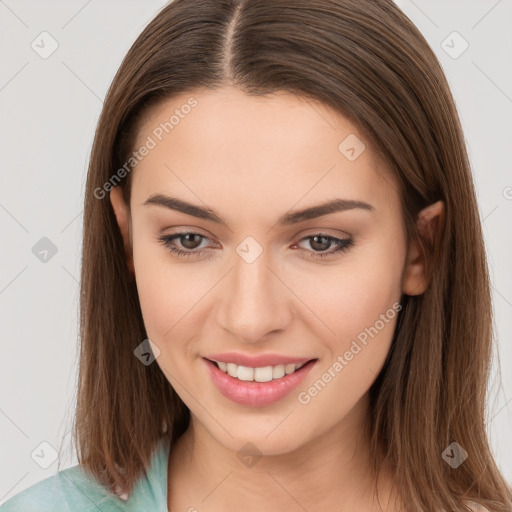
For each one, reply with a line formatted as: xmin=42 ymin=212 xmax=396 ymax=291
xmin=178 ymin=233 xmax=204 ymax=250
xmin=309 ymin=235 xmax=333 ymax=251
xmin=158 ymin=232 xmax=211 ymax=258
xmin=296 ymin=234 xmax=354 ymax=259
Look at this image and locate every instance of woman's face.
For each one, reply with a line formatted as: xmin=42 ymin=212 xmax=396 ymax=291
xmin=111 ymin=86 xmax=424 ymax=455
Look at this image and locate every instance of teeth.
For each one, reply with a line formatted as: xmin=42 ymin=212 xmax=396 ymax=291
xmin=227 ymin=363 xmax=238 ymax=378
xmin=254 ymin=366 xmax=273 ymax=382
xmin=214 ymin=360 xmax=307 ymax=382
xmin=237 ymin=365 xmax=254 ymax=381
xmin=284 ymin=363 xmax=296 ymax=375
xmin=272 ymin=365 xmax=285 ymax=379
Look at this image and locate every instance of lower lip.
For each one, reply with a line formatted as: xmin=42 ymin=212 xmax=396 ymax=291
xmin=203 ymin=358 xmax=317 ymax=407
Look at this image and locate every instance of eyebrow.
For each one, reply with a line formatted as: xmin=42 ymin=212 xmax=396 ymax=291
xmin=143 ymin=194 xmax=374 ymax=227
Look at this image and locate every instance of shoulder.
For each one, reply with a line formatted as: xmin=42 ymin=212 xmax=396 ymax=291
xmin=0 ymin=438 xmax=171 ymax=512
xmin=0 ymin=465 xmax=128 ymax=512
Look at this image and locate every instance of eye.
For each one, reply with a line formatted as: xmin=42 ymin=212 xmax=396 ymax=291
xmin=157 ymin=232 xmax=213 ymax=259
xmin=295 ymin=233 xmax=354 ymax=259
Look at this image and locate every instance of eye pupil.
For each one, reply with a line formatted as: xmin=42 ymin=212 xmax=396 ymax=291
xmin=310 ymin=235 xmax=331 ymax=251
xmin=181 ymin=233 xmax=202 ymax=249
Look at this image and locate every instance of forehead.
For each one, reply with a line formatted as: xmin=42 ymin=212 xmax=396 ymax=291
xmin=130 ymin=86 xmax=398 ymax=220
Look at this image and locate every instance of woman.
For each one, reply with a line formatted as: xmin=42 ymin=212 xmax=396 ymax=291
xmin=2 ymin=0 xmax=511 ymax=511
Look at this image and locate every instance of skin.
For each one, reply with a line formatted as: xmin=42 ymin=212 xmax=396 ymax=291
xmin=110 ymin=85 xmax=443 ymax=512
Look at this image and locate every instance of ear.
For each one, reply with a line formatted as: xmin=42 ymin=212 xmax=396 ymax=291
xmin=110 ymin=186 xmax=135 ymax=275
xmin=402 ymin=200 xmax=444 ymax=296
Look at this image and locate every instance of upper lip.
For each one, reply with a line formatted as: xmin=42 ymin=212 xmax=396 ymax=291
xmin=203 ymin=352 xmax=316 ymax=368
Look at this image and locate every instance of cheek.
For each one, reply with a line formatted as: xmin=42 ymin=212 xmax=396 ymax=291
xmin=130 ymin=223 xmax=198 ymax=345
xmin=290 ymin=232 xmax=406 ymax=352
xmin=294 ymin=238 xmax=405 ymax=417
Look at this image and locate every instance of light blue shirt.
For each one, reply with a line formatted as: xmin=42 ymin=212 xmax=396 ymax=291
xmin=0 ymin=438 xmax=170 ymax=511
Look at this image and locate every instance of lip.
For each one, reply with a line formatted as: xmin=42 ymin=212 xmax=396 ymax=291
xmin=203 ymin=357 xmax=318 ymax=407
xmin=203 ymin=352 xmax=313 ymax=367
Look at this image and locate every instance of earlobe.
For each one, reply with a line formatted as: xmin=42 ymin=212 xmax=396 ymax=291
xmin=110 ymin=186 xmax=135 ymax=275
xmin=402 ymin=200 xmax=444 ymax=296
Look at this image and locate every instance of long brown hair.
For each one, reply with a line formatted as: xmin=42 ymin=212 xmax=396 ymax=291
xmin=74 ymin=1 xmax=512 ymax=510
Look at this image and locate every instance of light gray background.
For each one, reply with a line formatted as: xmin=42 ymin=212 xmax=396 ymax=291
xmin=1 ymin=0 xmax=511 ymax=503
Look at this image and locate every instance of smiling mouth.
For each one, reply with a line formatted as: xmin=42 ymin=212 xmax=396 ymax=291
xmin=205 ymin=358 xmax=318 ymax=383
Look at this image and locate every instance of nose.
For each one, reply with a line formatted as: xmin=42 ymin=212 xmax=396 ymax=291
xmin=215 ymin=249 xmax=293 ymax=344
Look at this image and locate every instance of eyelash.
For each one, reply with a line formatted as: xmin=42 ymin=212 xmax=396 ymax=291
xmin=157 ymin=232 xmax=354 ymax=260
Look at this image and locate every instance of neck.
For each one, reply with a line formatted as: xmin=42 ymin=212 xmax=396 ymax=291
xmin=168 ymin=393 xmax=400 ymax=512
